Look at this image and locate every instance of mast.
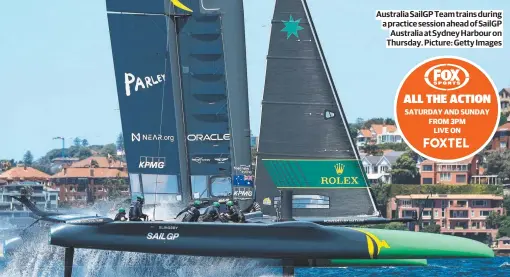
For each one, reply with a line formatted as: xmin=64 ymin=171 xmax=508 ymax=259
xmin=172 ymin=0 xmax=252 ymax=202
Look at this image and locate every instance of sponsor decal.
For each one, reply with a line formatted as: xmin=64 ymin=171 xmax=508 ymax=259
xmin=131 ymin=133 xmax=175 ymax=143
xmin=146 ymin=232 xmax=180 ymax=240
xmin=349 ymin=228 xmax=390 ymax=259
xmin=66 ymin=218 xmax=108 ymax=224
xmin=424 ymin=63 xmax=469 ymax=91
xmin=233 ymin=190 xmax=253 ymax=198
xmin=320 ymin=163 xmax=359 ymax=185
xmin=158 ymin=225 xmax=178 ymax=230
xmin=263 ymin=197 xmax=272 ymax=206
xmin=233 ymin=165 xmax=253 ymax=174
xmin=124 ymin=73 xmax=165 ymax=97
xmin=187 ymin=134 xmax=230 ymax=142
xmin=191 ymin=157 xmax=211 ymax=164
xmin=262 ymin=160 xmax=366 ymax=188
xmin=170 ymin=0 xmax=193 ymax=13
xmin=233 ymin=186 xmax=253 ymax=199
xmin=139 ymin=156 xmax=166 ymax=169
xmin=214 ymin=157 xmax=229 ymax=164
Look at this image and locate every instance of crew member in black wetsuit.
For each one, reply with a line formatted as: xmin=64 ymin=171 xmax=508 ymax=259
xmin=175 ymin=200 xmax=201 ymax=222
xmin=223 ymin=201 xmax=245 ymax=223
xmin=114 ymin=208 xmax=127 ymax=221
xmin=201 ymin=202 xmax=220 ymax=222
xmin=129 ymin=196 xmax=148 ymax=221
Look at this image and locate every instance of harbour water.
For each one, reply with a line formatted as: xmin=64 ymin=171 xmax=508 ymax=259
xmin=1 ymin=254 xmax=509 ymax=277
xmin=1 ymin=204 xmax=508 ymax=276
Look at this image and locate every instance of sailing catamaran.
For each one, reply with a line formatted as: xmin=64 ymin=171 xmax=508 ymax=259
xmin=11 ymin=0 xmax=493 ymax=276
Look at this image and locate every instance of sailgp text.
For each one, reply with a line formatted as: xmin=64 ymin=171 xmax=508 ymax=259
xmin=146 ymin=233 xmax=180 ymax=240
xmin=125 ymin=73 xmax=165 ymax=96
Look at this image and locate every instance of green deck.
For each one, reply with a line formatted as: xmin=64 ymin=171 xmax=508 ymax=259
xmin=354 ymin=228 xmax=494 ymax=259
xmin=327 ymin=259 xmax=427 ymax=267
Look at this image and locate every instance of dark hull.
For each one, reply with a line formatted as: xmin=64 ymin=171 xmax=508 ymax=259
xmin=50 ymin=221 xmax=371 ymax=259
xmin=49 ymin=219 xmax=494 ymax=260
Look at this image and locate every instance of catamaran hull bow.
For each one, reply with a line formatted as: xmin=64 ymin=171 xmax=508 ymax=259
xmin=49 ymin=220 xmax=493 ymax=259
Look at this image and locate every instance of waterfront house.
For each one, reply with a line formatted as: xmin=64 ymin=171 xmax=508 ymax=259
xmin=418 ymin=155 xmax=493 ymax=185
xmin=356 ymin=124 xmax=403 ymax=149
xmin=0 ymin=181 xmax=59 ymax=211
xmin=500 ymin=88 xmax=510 ymax=115
xmin=361 ymin=151 xmax=406 ymax=184
xmin=50 ymin=156 xmax=129 ymax=206
xmin=0 ymin=165 xmax=50 ymax=186
xmin=496 ymin=237 xmax=510 ymax=249
xmin=387 ymin=194 xmax=504 ymax=238
xmin=490 ymin=121 xmax=510 ymax=151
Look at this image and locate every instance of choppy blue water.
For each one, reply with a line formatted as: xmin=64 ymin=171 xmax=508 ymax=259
xmin=1 ymin=256 xmax=509 ymax=277
xmin=1 ymin=206 xmax=508 ymax=277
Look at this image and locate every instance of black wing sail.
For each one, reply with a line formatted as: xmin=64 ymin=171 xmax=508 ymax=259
xmin=106 ymin=0 xmax=191 ymax=204
xmin=255 ymin=0 xmax=378 ymax=218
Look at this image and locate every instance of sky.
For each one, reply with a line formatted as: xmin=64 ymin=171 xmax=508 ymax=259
xmin=0 ymin=0 xmax=509 ymax=160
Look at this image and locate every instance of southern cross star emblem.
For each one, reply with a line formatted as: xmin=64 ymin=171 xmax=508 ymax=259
xmin=281 ymin=15 xmax=304 ymax=39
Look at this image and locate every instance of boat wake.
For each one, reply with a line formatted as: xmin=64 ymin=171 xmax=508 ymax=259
xmin=499 ymin=262 xmax=510 ymax=268
xmin=0 ymin=201 xmax=278 ymax=277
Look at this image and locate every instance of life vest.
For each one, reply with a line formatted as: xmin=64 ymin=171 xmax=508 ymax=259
xmin=128 ymin=202 xmax=136 ymax=219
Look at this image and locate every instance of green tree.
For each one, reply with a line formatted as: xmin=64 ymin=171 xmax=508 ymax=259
xmin=503 ymin=195 xmax=510 ymax=213
xmin=485 ymin=150 xmax=510 ymax=182
xmin=499 ymin=112 xmax=508 ymax=126
xmin=362 ymin=144 xmax=382 ymax=156
xmin=32 ymin=156 xmax=52 ymax=175
xmin=81 ymin=139 xmax=89 ymax=147
xmin=391 ymin=153 xmax=420 ymax=184
xmin=370 ymin=182 xmax=390 ymax=216
xmin=75 ymin=147 xmax=92 ymax=160
xmin=100 ymin=143 xmax=117 ymax=158
xmin=363 ymin=118 xmax=385 ymax=129
xmin=349 ymin=125 xmax=358 ymax=140
xmin=378 ymin=142 xmax=410 ymax=151
xmin=0 ymin=160 xmax=14 ymax=171
xmin=498 ymin=217 xmax=510 ymax=238
xmin=384 ymin=222 xmax=407 ymax=230
xmin=73 ymin=137 xmax=82 ymax=147
xmin=116 ymin=133 xmax=124 ymax=151
xmin=103 ymin=177 xmax=129 ymax=200
xmin=90 ymin=159 xmax=99 ymax=168
xmin=23 ymin=151 xmax=34 ymax=166
xmin=486 ymin=211 xmax=505 ymax=229
xmin=384 ymin=118 xmax=395 ymax=125
xmin=348 ymin=118 xmax=364 ymax=139
xmin=422 ymin=224 xmax=441 ymax=233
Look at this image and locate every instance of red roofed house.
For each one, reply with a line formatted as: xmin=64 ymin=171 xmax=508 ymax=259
xmin=0 ymin=165 xmax=50 ymax=186
xmin=500 ymin=88 xmax=510 ymax=115
xmin=387 ymin=194 xmax=504 ymax=239
xmin=419 ymin=155 xmax=486 ymax=185
xmin=70 ymin=156 xmax=126 ymax=169
xmin=51 ymin=156 xmax=129 ymax=206
xmin=356 ymin=124 xmax=403 ymax=150
xmin=491 ymin=121 xmax=510 ymax=150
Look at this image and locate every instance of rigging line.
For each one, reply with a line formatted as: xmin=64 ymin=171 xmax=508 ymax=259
xmin=301 ymin=0 xmax=378 ymax=216
xmin=174 ymin=16 xmax=192 ymax=202
xmin=219 ymin=14 xmax=237 ymax=190
xmin=151 ymin=15 xmax=172 ymax=221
